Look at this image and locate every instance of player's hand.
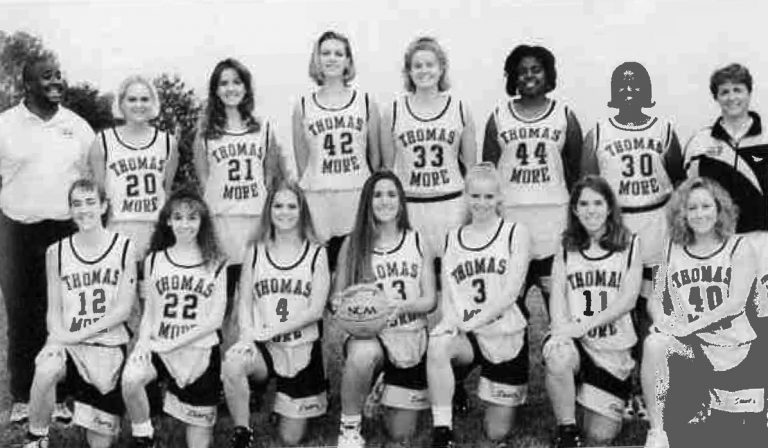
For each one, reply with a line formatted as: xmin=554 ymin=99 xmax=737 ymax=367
xmin=130 ymin=342 xmax=152 ymax=364
xmin=47 ymin=329 xmax=78 ymax=346
xmin=149 ymin=338 xmax=174 ymax=353
xmin=551 ymin=320 xmax=586 ymax=339
xmin=254 ymin=323 xmax=273 ymax=342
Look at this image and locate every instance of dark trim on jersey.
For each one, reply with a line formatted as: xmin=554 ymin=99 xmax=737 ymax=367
xmin=251 ymin=244 xmax=259 ymax=270
xmin=165 ymin=130 xmax=171 ymax=158
xmin=220 ymin=128 xmax=254 ymax=137
xmin=457 ymin=219 xmax=504 ymax=252
xmin=100 ymin=130 xmax=109 ymax=165
xmin=311 ymin=90 xmax=357 ymax=112
xmin=214 ymin=260 xmax=227 ymax=278
xmin=415 ymin=231 xmax=423 ymax=258
xmin=391 ymin=100 xmax=397 ymax=132
xmin=301 ymin=96 xmax=306 ymax=118
xmin=365 ymin=92 xmax=370 ymax=121
xmin=666 ymin=241 xmax=673 ymax=263
xmin=149 ymin=251 xmax=158 ymax=276
xmin=730 ymin=236 xmax=744 ymax=258
xmin=121 ymin=238 xmax=131 ymax=270
xmin=620 ymin=194 xmax=671 ymax=214
xmin=373 ymin=230 xmax=407 ymax=255
xmin=406 ymin=190 xmax=462 ymax=203
xmin=594 ymin=122 xmax=601 ymax=152
xmin=665 ymin=122 xmax=672 ymax=148
xmin=607 ymin=116 xmax=659 ymax=132
xmin=265 ymin=240 xmax=311 ymax=271
xmin=627 ymin=234 xmax=637 ymax=269
xmin=507 ymin=98 xmax=556 ymax=124
xmin=69 ymin=233 xmax=120 ymax=265
xmin=265 ymin=121 xmax=270 ymax=151
xmin=311 ymin=245 xmax=322 ymax=273
xmin=682 ymin=239 xmax=728 ymax=260
xmin=578 ymin=246 xmax=615 ymax=262
xmin=58 ymin=239 xmax=63 ymax=277
xmin=507 ymin=222 xmax=517 ymax=254
xmin=112 ymin=126 xmax=159 ymax=151
xmin=459 ymin=100 xmax=465 ymax=127
xmin=405 ymin=95 xmax=452 ymax=123
xmin=163 ymin=249 xmax=205 ymax=269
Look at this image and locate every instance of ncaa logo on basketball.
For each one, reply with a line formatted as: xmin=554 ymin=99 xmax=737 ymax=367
xmin=346 ymin=304 xmax=378 ymax=317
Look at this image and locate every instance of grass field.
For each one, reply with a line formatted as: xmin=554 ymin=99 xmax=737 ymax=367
xmin=0 ymin=289 xmax=648 ymax=447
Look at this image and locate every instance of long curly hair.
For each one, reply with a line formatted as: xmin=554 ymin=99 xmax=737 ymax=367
xmin=562 ymin=175 xmax=631 ymax=252
xmin=342 ymin=171 xmax=411 ymax=286
xmin=199 ymin=58 xmax=261 ymax=140
xmin=667 ymin=177 xmax=738 ymax=246
xmin=149 ymin=186 xmax=224 ymax=267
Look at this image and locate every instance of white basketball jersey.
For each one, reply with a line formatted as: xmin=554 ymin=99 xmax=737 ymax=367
xmin=393 ymin=95 xmax=466 ymax=199
xmin=145 ymin=251 xmax=227 ymax=348
xmin=443 ymin=220 xmax=527 ymax=333
xmin=564 ymin=236 xmax=638 ymax=351
xmin=593 ymin=117 xmax=675 ymax=210
xmin=102 ymin=127 xmax=170 ymax=222
xmin=250 ymin=241 xmax=325 ymax=345
xmin=371 ymin=230 xmax=427 ymax=332
xmin=493 ymin=99 xmax=570 ymax=207
xmin=57 ymin=232 xmax=131 ymax=346
xmin=665 ymin=237 xmax=756 ymax=347
xmin=299 ymin=90 xmax=371 ymax=191
xmin=203 ymin=124 xmax=269 ymax=216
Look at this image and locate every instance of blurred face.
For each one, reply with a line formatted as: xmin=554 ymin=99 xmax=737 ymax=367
xmin=617 ymin=69 xmax=644 ymax=108
xmin=27 ymin=59 xmax=65 ymax=106
xmin=409 ymin=49 xmax=442 ymax=91
xmin=70 ymin=187 xmax=106 ymax=231
xmin=516 ymin=56 xmax=548 ymax=98
xmin=318 ymin=38 xmax=349 ymax=80
xmin=716 ymin=81 xmax=751 ymax=120
xmin=168 ymin=202 xmax=201 ymax=245
xmin=466 ymin=177 xmax=499 ymax=223
xmin=216 ymin=68 xmax=246 ymax=108
xmin=575 ymin=187 xmax=609 ymax=236
xmin=271 ymin=189 xmax=300 ymax=232
xmin=685 ymin=187 xmax=718 ymax=238
xmin=120 ymin=82 xmax=155 ymax=123
xmin=372 ymin=179 xmax=400 ymax=223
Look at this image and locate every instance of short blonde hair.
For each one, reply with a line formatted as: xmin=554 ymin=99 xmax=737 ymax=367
xmin=112 ymin=75 xmax=160 ymax=120
xmin=308 ymin=31 xmax=356 ymax=86
xmin=402 ymin=36 xmax=450 ymax=92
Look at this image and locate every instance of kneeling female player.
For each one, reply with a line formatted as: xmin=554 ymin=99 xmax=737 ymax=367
xmin=122 ymin=188 xmax=227 ymax=448
xmin=25 ymin=179 xmax=136 ymax=448
xmin=222 ymin=180 xmax=330 ymax=447
xmin=642 ymin=177 xmax=760 ymax=448
xmin=544 ymin=175 xmax=642 ymax=447
xmin=428 ymin=162 xmax=531 ymax=448
xmin=333 ymin=170 xmax=437 ymax=448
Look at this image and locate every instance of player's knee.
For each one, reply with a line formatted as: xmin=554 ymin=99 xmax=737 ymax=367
xmin=644 ymin=331 xmax=675 ymax=360
xmin=485 ymin=419 xmax=512 ymax=442
xmin=345 ymin=339 xmax=383 ymax=371
xmin=279 ymin=427 xmax=304 ymax=446
xmin=121 ymin=363 xmax=151 ymax=394
xmin=543 ymin=339 xmax=577 ymax=375
xmin=584 ymin=419 xmax=620 ymax=445
xmin=386 ymin=423 xmax=414 ymax=444
xmin=221 ymin=351 xmax=248 ymax=382
xmin=86 ymin=431 xmax=114 ymax=448
xmin=427 ymin=334 xmax=453 ymax=363
xmin=34 ymin=356 xmax=66 ymax=385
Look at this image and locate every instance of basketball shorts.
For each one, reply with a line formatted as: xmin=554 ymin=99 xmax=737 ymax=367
xmin=149 ymin=348 xmax=221 ymax=427
xmin=407 ymin=193 xmax=465 ymax=255
xmin=252 ymin=340 xmax=328 ymax=419
xmin=213 ymin=214 xmax=260 ymax=264
xmin=467 ymin=331 xmax=529 ymax=407
xmin=502 ymin=204 xmax=566 ymax=260
xmin=305 ymin=189 xmax=362 ymax=243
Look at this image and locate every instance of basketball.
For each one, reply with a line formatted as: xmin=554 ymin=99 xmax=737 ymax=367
xmin=334 ymin=283 xmax=393 ymax=339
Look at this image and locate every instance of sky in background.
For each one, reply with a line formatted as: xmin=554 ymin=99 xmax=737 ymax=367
xmin=0 ymin=0 xmax=765 ymax=157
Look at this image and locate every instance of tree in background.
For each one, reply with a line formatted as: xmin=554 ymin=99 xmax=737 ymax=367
xmin=152 ymin=73 xmax=202 ymax=189
xmin=64 ymin=82 xmax=115 ymax=131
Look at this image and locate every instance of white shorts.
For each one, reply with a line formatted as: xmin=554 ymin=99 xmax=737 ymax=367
xmin=622 ymin=207 xmax=668 ymax=267
xmin=213 ymin=214 xmax=260 ymax=264
xmin=109 ymin=220 xmax=154 ymax=258
xmin=305 ymin=189 xmax=361 ymax=243
xmin=407 ymin=195 xmax=465 ymax=255
xmin=502 ymin=204 xmax=567 ymax=260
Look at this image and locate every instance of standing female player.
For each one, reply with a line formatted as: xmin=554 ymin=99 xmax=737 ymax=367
xmin=24 ymin=179 xmax=136 ymax=448
xmin=543 ymin=175 xmax=642 ymax=448
xmin=642 ymin=177 xmax=761 ymax=448
xmin=194 ymin=58 xmax=287 ymax=264
xmin=293 ymin=30 xmax=381 ymax=271
xmin=581 ymin=61 xmax=685 ymax=418
xmin=121 ymin=189 xmax=227 ymax=448
xmin=428 ymin=163 xmax=531 ymax=448
xmin=221 ymin=180 xmax=329 ymax=448
xmin=333 ymin=170 xmax=437 ymax=448
xmin=89 ymin=74 xmax=179 ymax=257
xmin=382 ymin=36 xmax=476 ymax=258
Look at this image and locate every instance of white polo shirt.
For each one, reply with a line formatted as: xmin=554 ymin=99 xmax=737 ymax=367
xmin=0 ymin=102 xmax=94 ymax=223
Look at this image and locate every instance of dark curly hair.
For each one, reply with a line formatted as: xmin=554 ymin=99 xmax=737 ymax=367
xmin=504 ymin=45 xmax=557 ymax=96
